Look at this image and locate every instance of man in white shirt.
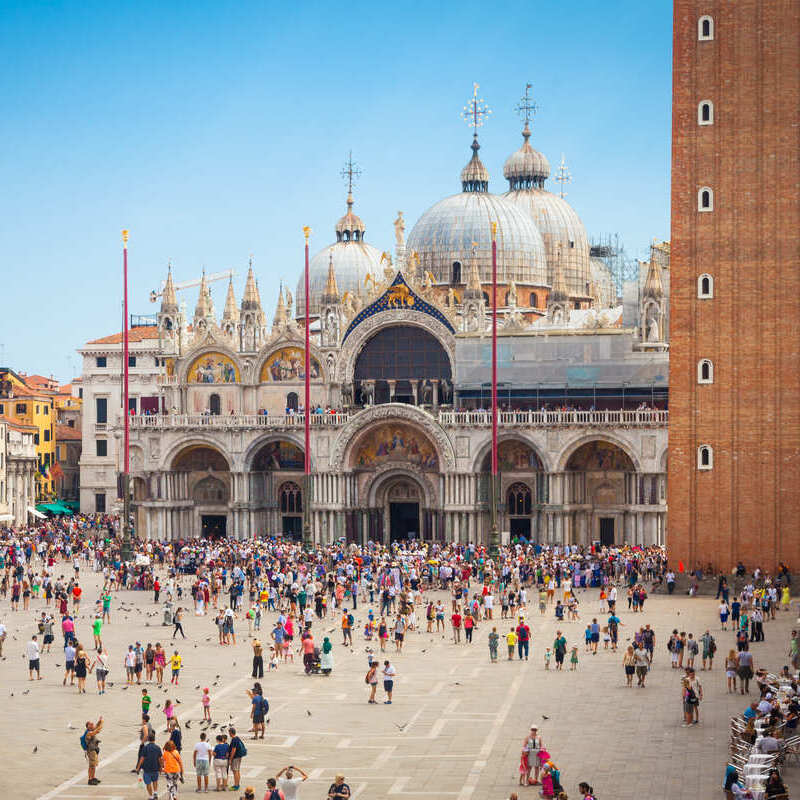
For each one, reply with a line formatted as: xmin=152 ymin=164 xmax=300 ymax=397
xmin=193 ymin=732 xmax=213 ymax=792
xmin=276 ymin=765 xmax=309 ymax=799
xmin=382 ymin=660 xmax=397 ymax=704
xmin=26 ymin=635 xmax=41 ymax=680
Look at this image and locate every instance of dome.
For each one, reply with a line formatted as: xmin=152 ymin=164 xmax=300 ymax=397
xmin=407 ymin=138 xmax=548 ymax=287
xmin=503 ymin=123 xmax=550 ymax=188
xmin=297 ymin=240 xmax=382 ymax=317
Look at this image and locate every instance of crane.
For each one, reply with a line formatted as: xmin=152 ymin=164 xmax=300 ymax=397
xmin=149 ymin=269 xmax=235 ymax=303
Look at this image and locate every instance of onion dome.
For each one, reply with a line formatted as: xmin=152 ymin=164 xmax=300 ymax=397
xmin=503 ymin=128 xmax=591 ymax=299
xmin=503 ymin=122 xmax=550 ymax=189
xmin=297 ymin=192 xmax=382 ymax=317
xmin=407 ymin=137 xmax=548 ymax=287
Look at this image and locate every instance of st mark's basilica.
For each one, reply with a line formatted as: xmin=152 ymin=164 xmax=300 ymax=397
xmin=89 ymin=96 xmax=670 ymax=547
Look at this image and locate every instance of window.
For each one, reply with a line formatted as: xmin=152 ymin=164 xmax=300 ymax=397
xmin=96 ymin=439 xmax=108 ymax=457
xmin=697 ymin=359 xmax=714 ymax=384
xmin=530 ymin=292 xmax=539 ymax=308
xmin=34 ymin=433 xmax=39 ymax=445
xmin=96 ymin=397 xmax=107 ymax=424
xmin=280 ymin=481 xmax=302 ymax=513
xmin=128 ymin=397 xmax=137 ymax=414
xmin=506 ymin=483 xmax=532 ymax=516
xmin=698 ymin=15 xmax=713 ymax=40
xmin=698 ymin=187 xmax=713 ymax=211
xmin=43 ymin=405 xmax=49 ymax=415
xmin=0 ymin=404 xmax=3 ymax=415
xmin=697 ymin=445 xmax=713 ymax=470
xmin=95 ymin=493 xmax=106 ymax=513
xmin=78 ymin=388 xmax=83 ymax=399
xmin=96 ymin=356 xmax=107 ymax=368
xmin=451 ymin=261 xmax=462 ymax=284
xmin=697 ymin=274 xmax=714 ymax=298
xmin=35 ymin=405 xmax=40 ymax=414
xmin=16 ymin=403 xmax=26 ymax=414
xmin=128 ymin=356 xmax=137 ymax=367
xmin=698 ymin=101 xmax=714 ymax=125
xmin=44 ymin=429 xmax=51 ymax=442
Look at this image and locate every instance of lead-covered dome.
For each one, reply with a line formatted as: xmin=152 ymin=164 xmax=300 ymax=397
xmin=502 ymin=127 xmax=591 ymax=299
xmin=296 ymin=193 xmax=382 ymax=317
xmin=407 ymin=137 xmax=548 ymax=287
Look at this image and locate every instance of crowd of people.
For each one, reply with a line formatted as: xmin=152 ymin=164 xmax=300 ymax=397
xmin=0 ymin=513 xmax=796 ymax=799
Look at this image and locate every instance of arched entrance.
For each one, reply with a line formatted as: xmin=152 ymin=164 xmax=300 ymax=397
xmin=248 ymin=439 xmax=305 ymax=535
xmin=279 ymin=481 xmax=303 ymax=540
xmin=565 ymin=440 xmax=635 ymax=546
xmin=209 ymin=393 xmax=221 ymax=415
xmin=171 ymin=445 xmax=231 ymax=538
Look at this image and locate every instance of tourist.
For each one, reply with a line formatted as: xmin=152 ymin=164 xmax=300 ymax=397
xmin=249 ymin=683 xmax=268 ymax=738
xmin=83 ymin=716 xmax=103 ymax=786
xmin=516 ymin=617 xmax=531 ymax=661
xmin=634 ymin=643 xmax=649 ymax=687
xmin=275 ymin=765 xmax=309 ymax=800
xmin=506 ymin=627 xmax=517 ymax=660
xmin=93 ymin=645 xmax=110 ymax=693
xmin=451 ymin=607 xmax=462 ymax=643
xmin=320 ymin=636 xmax=334 ymax=674
xmin=136 ymin=730 xmax=164 ymax=799
xmin=162 ymin=739 xmax=184 ymax=798
xmin=623 ymin=645 xmax=636 ymax=687
xmin=227 ymin=727 xmax=246 ymax=792
xmin=366 ymin=661 xmax=378 ymax=703
xmin=252 ymin=638 xmax=264 ymax=678
xmin=212 ymin=734 xmax=230 ymax=792
xmin=172 ymin=606 xmax=186 ymax=639
xmin=685 ymin=668 xmax=703 ymax=724
xmin=700 ymin=629 xmax=716 ymax=670
xmin=75 ymin=642 xmax=90 ymax=693
xmin=327 ymin=774 xmax=351 ymax=799
xmin=382 ymin=659 xmax=396 ymax=704
xmin=488 ymin=626 xmax=499 ymax=662
xmin=725 ymin=650 xmax=739 ymax=693
xmin=737 ymin=649 xmax=755 ymax=694
xmin=26 ymin=633 xmax=41 ymax=680
xmin=193 ymin=732 xmax=212 ymax=793
xmin=553 ymin=631 xmax=567 ymax=671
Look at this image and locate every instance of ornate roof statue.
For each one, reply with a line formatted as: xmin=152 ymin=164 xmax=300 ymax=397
xmin=322 ymin=252 xmax=340 ymax=304
xmin=643 ymin=252 xmax=665 ymax=299
xmin=222 ymin=277 xmax=239 ymax=324
xmin=161 ymin=262 xmax=178 ymax=313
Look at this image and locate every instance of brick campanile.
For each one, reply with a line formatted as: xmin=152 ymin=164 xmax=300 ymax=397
xmin=669 ymin=0 xmax=800 ymax=572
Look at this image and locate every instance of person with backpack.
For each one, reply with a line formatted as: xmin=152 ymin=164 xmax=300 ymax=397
xmin=341 ymin=609 xmax=353 ymax=646
xmin=227 ymin=728 xmax=247 ymax=792
xmin=136 ymin=729 xmax=164 ymax=799
xmin=82 ymin=716 xmax=103 ymax=786
xmin=701 ymin=629 xmax=716 ymax=670
xmin=249 ymin=684 xmax=268 ymax=739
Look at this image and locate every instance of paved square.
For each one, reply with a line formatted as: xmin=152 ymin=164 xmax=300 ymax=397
xmin=1 ymin=571 xmax=798 ymax=800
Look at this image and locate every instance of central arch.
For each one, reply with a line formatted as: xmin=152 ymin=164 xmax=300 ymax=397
xmin=364 ymin=466 xmax=435 ymax=543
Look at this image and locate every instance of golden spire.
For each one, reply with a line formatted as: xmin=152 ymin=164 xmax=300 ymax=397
xmin=241 ymin=257 xmax=261 ymax=310
xmin=273 ymin=282 xmax=288 ymax=326
xmin=322 ymin=251 xmax=340 ymax=303
xmin=222 ymin=276 xmax=239 ymax=322
xmin=161 ymin=262 xmax=178 ymax=310
xmin=643 ymin=252 xmax=664 ymax=299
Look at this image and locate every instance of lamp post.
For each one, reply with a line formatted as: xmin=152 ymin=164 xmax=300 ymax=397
xmin=120 ymin=229 xmax=133 ymax=563
xmin=489 ymin=221 xmax=499 ymax=557
xmin=302 ymin=226 xmax=313 ymax=551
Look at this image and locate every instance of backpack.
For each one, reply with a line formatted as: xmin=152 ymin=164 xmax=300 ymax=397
xmin=233 ymin=737 xmax=247 ymax=758
xmin=709 ymin=637 xmax=717 ymax=654
xmin=348 ymin=614 xmax=354 ymax=627
xmin=260 ymin=697 xmax=269 ymax=716
xmin=80 ymin=731 xmax=88 ymax=751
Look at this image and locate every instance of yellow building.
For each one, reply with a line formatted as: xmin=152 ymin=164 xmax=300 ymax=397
xmin=0 ymin=368 xmax=57 ymax=499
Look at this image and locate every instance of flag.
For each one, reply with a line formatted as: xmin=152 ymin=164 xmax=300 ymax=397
xmin=678 ymin=561 xmax=685 ymax=573
xmin=50 ymin=462 xmax=64 ymax=481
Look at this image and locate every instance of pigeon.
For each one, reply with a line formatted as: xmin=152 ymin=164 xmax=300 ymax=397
xmin=175 ymin=699 xmax=182 ymax=704
xmin=210 ymin=723 xmax=219 ymax=729
xmin=55 ymin=663 xmax=61 ymax=667
xmin=185 ymin=721 xmax=191 ymax=728
xmin=23 ymin=690 xmax=30 ymax=695
xmin=194 ymin=685 xmax=201 ymax=690
xmin=542 ymin=715 xmax=550 ymax=720
xmin=32 ymin=746 xmax=38 ymax=753
xmin=394 ymin=722 xmax=409 ymax=732
xmin=9 ymin=692 xmax=13 ymax=697
xmin=67 ymin=722 xmax=75 ymax=729
xmin=122 ymin=686 xmax=129 ymax=690
xmin=306 ymin=710 xmax=312 ymax=717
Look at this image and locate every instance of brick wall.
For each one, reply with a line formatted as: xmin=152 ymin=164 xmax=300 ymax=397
xmin=669 ymin=0 xmax=800 ymax=572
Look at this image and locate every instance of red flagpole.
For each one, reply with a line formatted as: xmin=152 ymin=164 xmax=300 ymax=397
xmin=491 ymin=222 xmax=498 ymax=477
xmin=122 ymin=229 xmax=130 ymax=475
xmin=303 ymin=227 xmax=311 ymax=475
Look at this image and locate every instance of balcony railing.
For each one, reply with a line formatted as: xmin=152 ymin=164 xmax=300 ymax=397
xmin=130 ymin=413 xmax=351 ymax=430
xmin=438 ymin=409 xmax=668 ymax=427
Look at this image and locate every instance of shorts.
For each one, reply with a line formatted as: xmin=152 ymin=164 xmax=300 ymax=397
xmin=65 ymin=661 xmax=75 ymax=672
xmin=383 ymin=679 xmax=394 ymax=692
xmin=195 ymin=760 xmax=210 ymax=776
xmin=395 ymin=633 xmax=404 ymax=642
xmin=625 ymin=665 xmax=635 ymax=675
xmin=44 ymin=634 xmax=54 ymax=644
xmin=143 ymin=770 xmax=159 ymax=785
xmin=29 ymin=659 xmax=40 ymax=671
xmin=230 ymin=758 xmax=241 ymax=772
xmin=213 ymin=758 xmax=228 ymax=779
xmin=683 ymin=701 xmax=696 ymax=714
xmin=96 ymin=669 xmax=108 ymax=681
xmin=591 ymin=633 xmax=599 ymax=643
xmin=636 ymin=666 xmax=648 ymax=678
xmin=87 ymin=750 xmax=99 ymax=766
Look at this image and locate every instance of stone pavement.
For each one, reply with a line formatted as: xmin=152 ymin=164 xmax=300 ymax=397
xmin=1 ymin=571 xmax=798 ymax=800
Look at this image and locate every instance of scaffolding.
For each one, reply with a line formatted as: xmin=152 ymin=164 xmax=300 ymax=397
xmin=590 ymin=233 xmax=639 ymax=296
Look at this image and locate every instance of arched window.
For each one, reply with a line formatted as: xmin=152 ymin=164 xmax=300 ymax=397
xmin=698 ymin=100 xmax=714 ymax=125
xmin=697 ymin=274 xmax=714 ymax=298
xmin=506 ymin=483 xmax=532 ymax=515
xmin=697 ymin=445 xmax=713 ymax=470
xmin=209 ymin=393 xmax=221 ymax=415
xmin=697 ymin=359 xmax=714 ymax=384
xmin=451 ymin=261 xmax=462 ymax=284
xmin=482 ymin=291 xmax=490 ymax=305
xmin=698 ymin=187 xmax=713 ymax=211
xmin=286 ymin=391 xmax=299 ymax=412
xmin=530 ymin=292 xmax=539 ymax=308
xmin=698 ymin=15 xmax=714 ymax=40
xmin=280 ymin=481 xmax=302 ymax=513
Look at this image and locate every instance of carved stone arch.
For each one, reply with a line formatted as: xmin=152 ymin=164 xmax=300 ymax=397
xmin=242 ymin=432 xmax=308 ymax=472
xmin=556 ymin=433 xmax=641 ymax=473
xmin=334 ymin=312 xmax=456 ymax=385
xmin=161 ymin=437 xmax=232 ymax=473
xmin=177 ymin=338 xmax=243 ymax=385
xmin=364 ymin=463 xmax=437 ymax=508
xmin=659 ymin=447 xmax=668 ymax=472
xmin=330 ymin=403 xmax=456 ymax=472
xmin=471 ymin=432 xmax=551 ymax=473
xmin=252 ymin=336 xmax=329 ymax=385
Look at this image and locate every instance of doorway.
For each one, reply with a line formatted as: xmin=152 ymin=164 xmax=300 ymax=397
xmin=390 ymin=502 xmax=419 ymax=542
xmin=599 ymin=517 xmax=615 ymax=546
xmin=509 ymin=518 xmax=531 ymax=541
xmin=209 ymin=394 xmax=221 ymax=415
xmin=201 ymin=514 xmax=227 ymax=539
xmin=286 ymin=392 xmax=298 ymax=412
xmin=282 ymin=515 xmax=302 ymax=541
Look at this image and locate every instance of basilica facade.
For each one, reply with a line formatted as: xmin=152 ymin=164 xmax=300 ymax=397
xmin=120 ymin=120 xmax=669 ymax=547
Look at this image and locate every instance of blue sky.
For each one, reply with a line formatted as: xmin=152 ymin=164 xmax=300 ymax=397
xmin=0 ymin=0 xmax=672 ymax=382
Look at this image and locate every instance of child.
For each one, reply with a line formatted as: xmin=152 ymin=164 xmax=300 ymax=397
xmin=164 ymin=698 xmax=176 ymax=731
xmin=170 ymin=649 xmax=182 ymax=684
xmin=570 ymin=646 xmax=579 ymax=671
xmin=584 ymin=625 xmax=592 ymax=653
xmin=602 ymin=626 xmax=611 ymax=650
xmin=599 ymin=588 xmax=607 ymax=613
xmin=268 ymin=647 xmax=279 ymax=671
xmin=544 ymin=648 xmax=552 ymax=670
xmin=201 ymin=687 xmax=211 ymax=721
xmin=364 ymin=618 xmax=374 ymax=640
xmin=141 ymin=687 xmax=152 ymax=716
xmin=506 ymin=628 xmax=517 ymax=661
